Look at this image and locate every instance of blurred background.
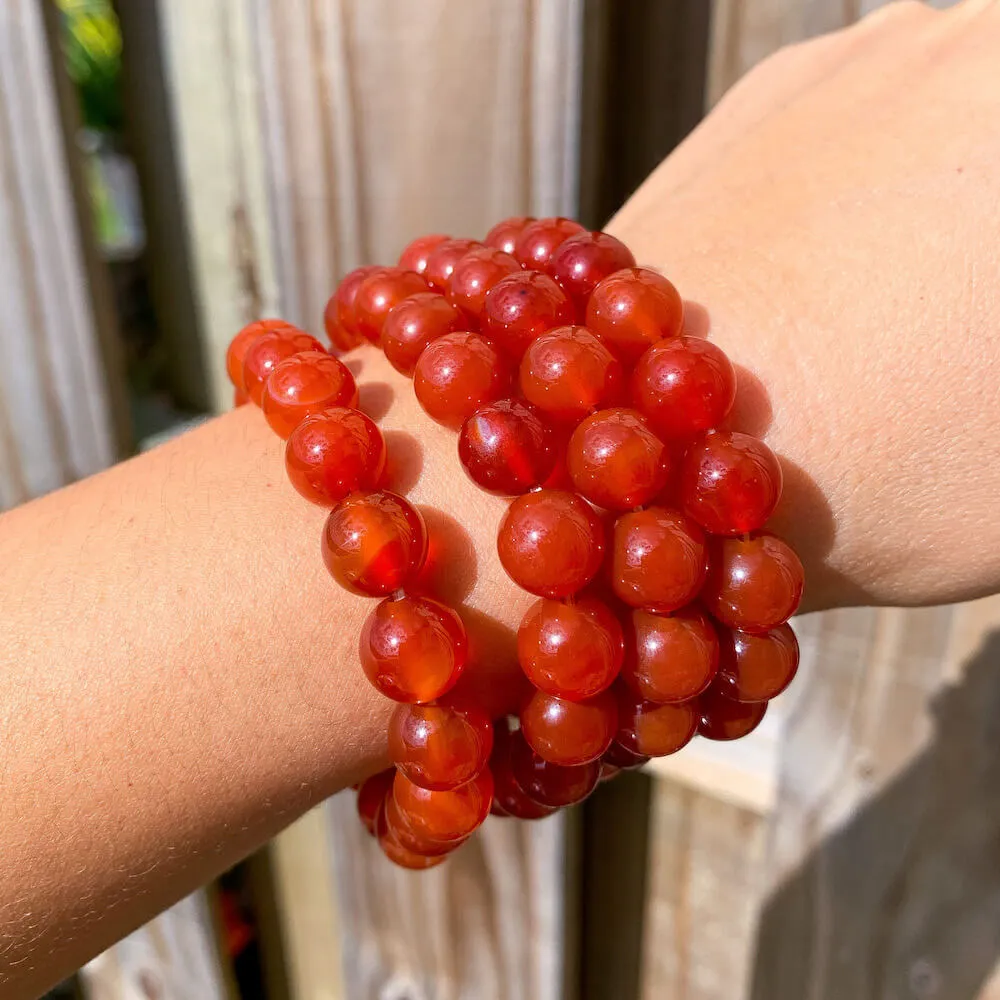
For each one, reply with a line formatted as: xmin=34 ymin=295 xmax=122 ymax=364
xmin=7 ymin=2 xmax=997 ymax=1000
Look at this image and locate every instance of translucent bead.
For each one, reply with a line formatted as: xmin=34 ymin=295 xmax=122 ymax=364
xmin=424 ymin=238 xmax=483 ymax=291
xmin=359 ymin=595 xmax=467 ymax=703
xmin=547 ymin=231 xmax=636 ymax=304
xmin=356 ymin=768 xmax=395 ymax=836
xmin=242 ymin=328 xmax=324 ymax=406
xmin=446 ymin=247 xmax=522 ymax=322
xmin=262 ymin=351 xmax=358 ymax=439
xmin=323 ymin=295 xmax=364 ymax=353
xmin=513 ymin=217 xmax=585 ymax=269
xmin=601 ymin=740 xmax=650 ymax=770
xmin=509 ymin=735 xmax=600 ymax=807
xmin=484 ymin=216 xmax=535 ymax=256
xmin=698 ymin=684 xmax=768 ymax=741
xmin=382 ymin=293 xmax=463 ymax=376
xmin=322 ymin=491 xmax=428 ymax=596
xmin=392 ymin=767 xmax=493 ymax=845
xmin=376 ymin=802 xmax=451 ymax=869
xmin=482 ymin=272 xmax=575 ymax=359
xmin=286 ymin=407 xmax=385 ymax=505
xmin=227 ymin=318 xmax=293 ymax=389
xmin=490 ymin=725 xmax=558 ymax=819
xmin=614 ymin=686 xmax=698 ymax=757
xmin=520 ymin=688 xmax=617 ymax=766
xmin=330 ymin=265 xmax=384 ymax=341
xmin=398 ymin=233 xmax=450 ymax=275
xmin=234 ymin=387 xmax=249 ymax=407
xmin=716 ymin=624 xmax=799 ymax=703
xmin=354 ymin=267 xmax=429 ymax=345
xmin=497 ymin=489 xmax=605 ymax=598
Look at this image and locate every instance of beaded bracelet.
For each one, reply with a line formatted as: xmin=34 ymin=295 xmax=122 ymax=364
xmin=226 ymin=216 xmax=804 ymax=871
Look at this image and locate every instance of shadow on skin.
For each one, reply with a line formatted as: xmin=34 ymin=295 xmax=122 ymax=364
xmin=359 ymin=381 xmax=395 ymax=421
xmin=382 ymin=431 xmax=424 ymax=496
xmin=414 ymin=507 xmax=478 ymax=607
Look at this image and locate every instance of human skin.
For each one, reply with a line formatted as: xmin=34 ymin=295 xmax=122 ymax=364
xmin=2 ymin=3 xmax=1000 ymax=996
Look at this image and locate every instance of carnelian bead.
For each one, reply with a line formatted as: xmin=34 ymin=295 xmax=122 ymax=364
xmin=323 ymin=491 xmax=427 ymax=596
xmin=586 ymin=267 xmax=683 ymax=365
xmin=547 ymin=231 xmax=636 ymax=304
xmin=717 ymin=624 xmax=799 ymax=703
xmin=262 ymin=351 xmax=358 ymax=438
xmin=356 ymin=768 xmax=395 ymax=836
xmin=375 ymin=804 xmax=450 ymax=869
xmin=497 ymin=489 xmax=605 ymax=598
xmin=519 ymin=326 xmax=623 ymax=424
xmin=413 ymin=333 xmax=510 ymax=429
xmin=599 ymin=762 xmax=619 ymax=782
xmin=227 ymin=318 xmax=293 ymax=389
xmin=520 ymin=688 xmax=617 ymax=766
xmin=601 ymin=740 xmax=650 ymax=770
xmin=323 ymin=295 xmax=364 ymax=353
xmin=611 ymin=507 xmax=707 ymax=611
xmin=702 ymin=533 xmax=804 ymax=633
xmin=359 ymin=595 xmax=467 ymax=703
xmin=517 ymin=596 xmax=623 ymax=700
xmin=354 ymin=267 xmax=428 ymax=345
xmin=387 ymin=693 xmax=494 ymax=791
xmin=490 ymin=725 xmax=557 ymax=819
xmin=698 ymin=684 xmax=768 ymax=741
xmin=446 ymin=247 xmax=522 ymax=322
xmin=234 ymin=387 xmax=249 ymax=407
xmin=458 ymin=399 xmax=556 ymax=495
xmin=398 ymin=233 xmax=449 ymax=275
xmin=424 ymin=238 xmax=483 ymax=291
xmin=331 ymin=265 xmax=384 ymax=339
xmin=621 ymin=606 xmax=719 ymax=704
xmin=679 ymin=430 xmax=783 ymax=535
xmin=513 ymin=216 xmax=585 ymax=269
xmin=242 ymin=328 xmax=324 ymax=406
xmin=382 ymin=293 xmax=463 ymax=376
xmin=484 ymin=216 xmax=535 ymax=255
xmin=392 ymin=767 xmax=493 ymax=845
xmin=509 ymin=736 xmax=600 ymax=808
xmin=614 ymin=686 xmax=698 ymax=757
xmin=286 ymin=407 xmax=385 ymax=505
xmin=567 ymin=408 xmax=670 ymax=510
xmin=383 ymin=791 xmax=466 ymax=856
xmin=482 ymin=272 xmax=576 ymax=359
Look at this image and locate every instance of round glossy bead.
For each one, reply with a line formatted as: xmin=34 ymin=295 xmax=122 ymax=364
xmin=387 ymin=694 xmax=494 ymax=791
xmin=382 ymin=293 xmax=463 ymax=376
xmin=497 ymin=489 xmax=605 ymax=599
xmin=446 ymin=247 xmax=522 ymax=322
xmin=458 ymin=399 xmax=556 ymax=495
xmin=262 ymin=351 xmax=358 ymax=438
xmin=621 ymin=606 xmax=719 ymax=704
xmin=679 ymin=430 xmax=783 ymax=535
xmin=601 ymin=740 xmax=650 ymax=770
xmin=286 ymin=407 xmax=386 ymax=505
xmin=509 ymin=736 xmax=600 ymax=808
xmin=484 ymin=216 xmax=535 ymax=255
xmin=586 ymin=267 xmax=683 ymax=365
xmin=227 ymin=318 xmax=293 ymax=389
xmin=698 ymin=684 xmax=768 ymax=741
xmin=614 ymin=686 xmax=698 ymax=757
xmin=424 ymin=238 xmax=483 ymax=291
xmin=482 ymin=272 xmax=575 ymax=359
xmin=520 ymin=688 xmax=617 ymax=766
xmin=359 ymin=595 xmax=467 ymax=703
xmin=702 ymin=533 xmax=804 ymax=633
xmin=323 ymin=295 xmax=364 ymax=352
xmin=398 ymin=233 xmax=449 ymax=275
xmin=517 ymin=596 xmax=623 ymax=699
xmin=331 ymin=265 xmax=384 ymax=340
xmin=547 ymin=231 xmax=636 ymax=304
xmin=383 ymin=792 xmax=461 ymax=856
xmin=717 ymin=624 xmax=799 ymax=703
xmin=356 ymin=768 xmax=396 ymax=836
xmin=611 ymin=507 xmax=707 ymax=611
xmin=413 ymin=333 xmax=510 ymax=429
xmin=242 ymin=328 xmax=324 ymax=406
xmin=375 ymin=804 xmax=450 ymax=869
xmin=519 ymin=326 xmax=623 ymax=424
xmin=567 ymin=408 xmax=670 ymax=510
xmin=392 ymin=767 xmax=493 ymax=845
xmin=234 ymin=387 xmax=249 ymax=407
xmin=513 ymin=217 xmax=585 ymax=269
xmin=354 ymin=268 xmax=428 ymax=345
xmin=490 ymin=726 xmax=558 ymax=820
xmin=322 ymin=491 xmax=428 ymax=596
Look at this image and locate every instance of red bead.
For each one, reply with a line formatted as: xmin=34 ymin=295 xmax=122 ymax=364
xmin=387 ymin=693 xmax=494 ymax=791
xmin=547 ymin=231 xmax=636 ymax=304
xmin=489 ymin=725 xmax=557 ymax=819
xmin=698 ymin=684 xmax=768 ymax=741
xmin=323 ymin=295 xmax=364 ymax=353
xmin=621 ymin=606 xmax=719 ymax=704
xmin=262 ymin=351 xmax=358 ymax=438
xmin=356 ymin=768 xmax=395 ymax=836
xmin=392 ymin=767 xmax=493 ymax=845
xmin=509 ymin=735 xmax=600 ymax=807
xmin=383 ymin=792 xmax=461 ymax=856
xmin=382 ymin=293 xmax=463 ymax=376
xmin=413 ymin=333 xmax=510 ymax=429
xmin=614 ymin=686 xmax=698 ymax=757
xmin=599 ymin=762 xmax=620 ymax=783
xmin=702 ymin=533 xmax=804 ymax=633
xmin=484 ymin=216 xmax=535 ymax=256
xmin=243 ymin=328 xmax=325 ymax=406
xmin=227 ymin=318 xmax=293 ymax=389
xmin=375 ymin=802 xmax=451 ymax=869
xmin=497 ymin=489 xmax=605 ymax=598
xmin=424 ymin=238 xmax=483 ymax=291
xmin=520 ymin=688 xmax=617 ymax=766
xmin=601 ymin=741 xmax=650 ymax=770
xmin=446 ymin=247 xmax=522 ymax=322
xmin=359 ymin=595 xmax=468 ymax=703
xmin=717 ymin=624 xmax=799 ymax=703
xmin=567 ymin=408 xmax=669 ymax=510
xmin=354 ymin=268 xmax=428 ymax=345
xmin=680 ymin=430 xmax=783 ymax=535
xmin=398 ymin=233 xmax=450 ymax=275
xmin=482 ymin=271 xmax=575 ymax=359
xmin=611 ymin=507 xmax=707 ymax=611
xmin=234 ymin=387 xmax=249 ymax=407
xmin=517 ymin=596 xmax=623 ymax=699
xmin=586 ymin=267 xmax=683 ymax=364
xmin=322 ymin=491 xmax=428 ymax=596
xmin=458 ymin=399 xmax=556 ymax=495
xmin=286 ymin=407 xmax=385 ymax=505
xmin=331 ymin=265 xmax=384 ymax=340
xmin=519 ymin=326 xmax=623 ymax=424
xmin=513 ymin=217 xmax=585 ymax=269
xmin=631 ymin=336 xmax=737 ymax=441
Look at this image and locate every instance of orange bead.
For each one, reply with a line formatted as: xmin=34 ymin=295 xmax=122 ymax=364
xmin=375 ymin=802 xmax=450 ymax=869
xmin=446 ymin=247 xmax=522 ymax=322
xmin=382 ymin=293 xmax=463 ymax=376
xmin=262 ymin=351 xmax=358 ymax=438
xmin=323 ymin=294 xmax=364 ymax=352
xmin=322 ymin=491 xmax=427 ymax=596
xmin=513 ymin=217 xmax=586 ymax=269
xmin=483 ymin=272 xmax=575 ymax=359
xmin=356 ymin=768 xmax=396 ymax=836
xmin=383 ymin=792 xmax=463 ymax=856
xmin=716 ymin=623 xmax=799 ymax=703
xmin=547 ymin=231 xmax=636 ymax=304
xmin=359 ymin=595 xmax=467 ymax=703
xmin=424 ymin=238 xmax=483 ymax=291
xmin=234 ymin=387 xmax=249 ymax=407
xmin=243 ymin=328 xmax=324 ymax=406
xmin=330 ymin=265 xmax=384 ymax=341
xmin=398 ymin=233 xmax=450 ymax=275
xmin=509 ymin=734 xmax=600 ymax=807
xmin=484 ymin=216 xmax=535 ymax=256
xmin=392 ymin=767 xmax=493 ymax=845
xmin=227 ymin=318 xmax=293 ymax=389
xmin=497 ymin=489 xmax=605 ymax=598
xmin=520 ymin=688 xmax=617 ymax=766
xmin=354 ymin=267 xmax=428 ymax=345
xmin=285 ymin=407 xmax=385 ymax=505
xmin=614 ymin=685 xmax=698 ymax=757
xmin=621 ymin=606 xmax=719 ymax=704
xmin=698 ymin=684 xmax=768 ymax=741
xmin=490 ymin=722 xmax=558 ymax=819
